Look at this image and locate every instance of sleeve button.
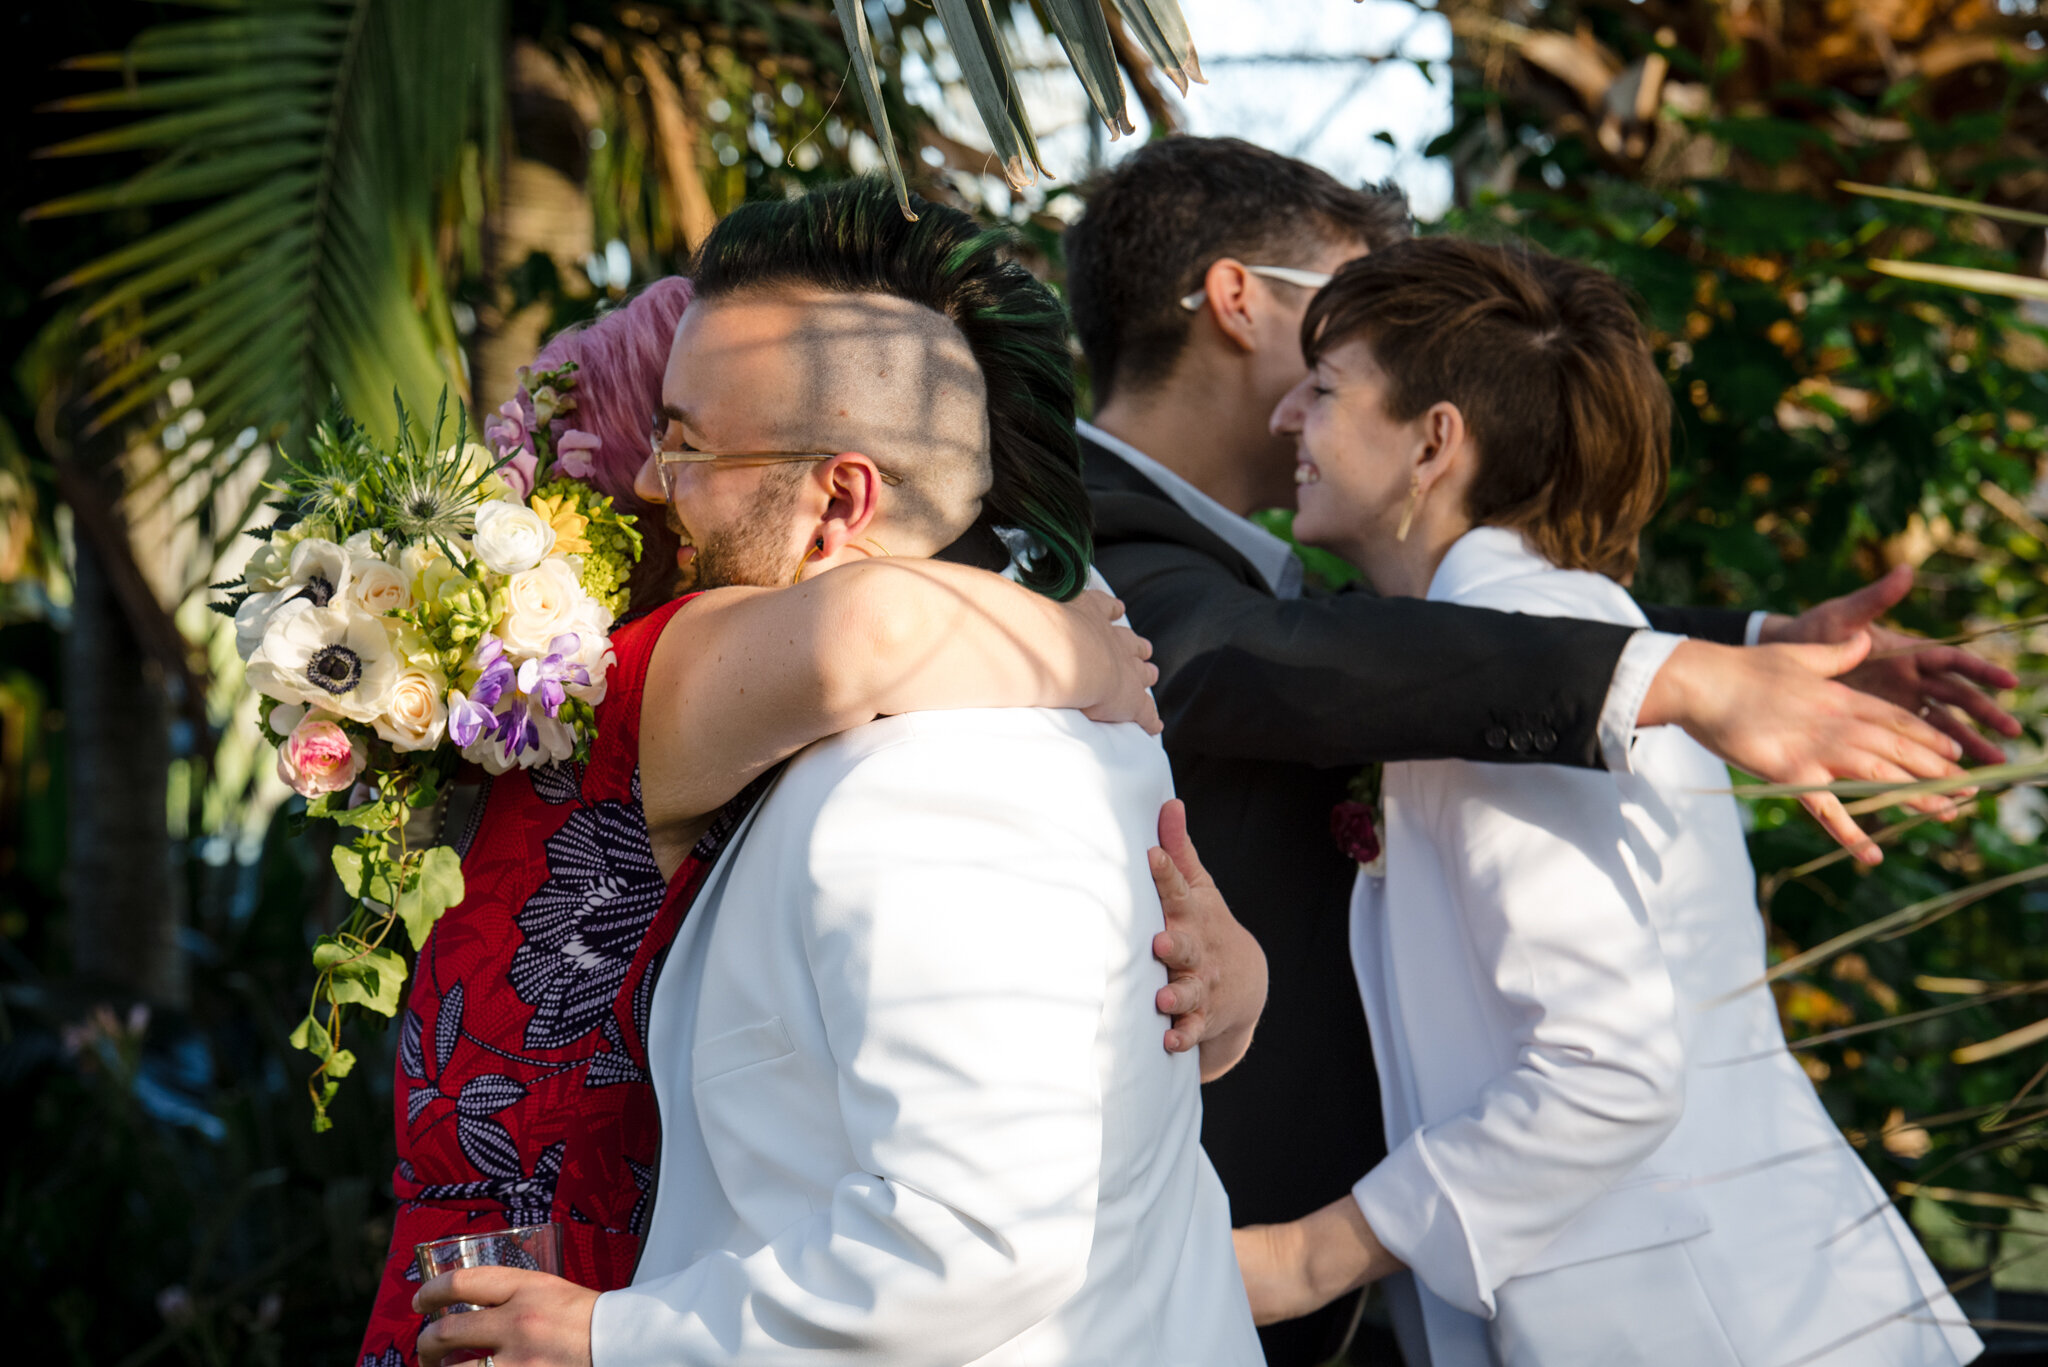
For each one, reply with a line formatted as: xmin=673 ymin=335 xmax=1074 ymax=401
xmin=1508 ymin=729 xmax=1532 ymax=753
xmin=1485 ymin=725 xmax=1509 ymax=750
xmin=1532 ymin=727 xmax=1557 ymax=753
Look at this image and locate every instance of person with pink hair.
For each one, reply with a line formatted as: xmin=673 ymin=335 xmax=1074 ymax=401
xmin=484 ymin=276 xmax=696 ymax=611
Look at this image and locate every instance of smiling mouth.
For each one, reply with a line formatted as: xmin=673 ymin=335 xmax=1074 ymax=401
xmin=1295 ymin=460 xmax=1320 ymax=486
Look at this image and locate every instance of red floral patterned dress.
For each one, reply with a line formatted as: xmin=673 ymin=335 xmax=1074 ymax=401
xmin=356 ymin=594 xmax=741 ymax=1367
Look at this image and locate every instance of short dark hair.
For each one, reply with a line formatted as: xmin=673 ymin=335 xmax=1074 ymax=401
xmin=690 ymin=179 xmax=1092 ymax=601
xmin=1064 ymin=136 xmax=1412 ymax=402
xmin=1302 ymin=237 xmax=1668 ymax=583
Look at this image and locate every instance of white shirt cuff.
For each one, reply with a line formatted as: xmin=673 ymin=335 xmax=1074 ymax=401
xmin=1599 ymin=630 xmax=1684 ymax=776
xmin=1744 ymin=610 xmax=1770 ymax=648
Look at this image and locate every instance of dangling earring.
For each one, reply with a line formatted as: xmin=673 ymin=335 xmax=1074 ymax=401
xmin=793 ymin=538 xmax=825 ymax=585
xmin=860 ymin=537 xmax=891 ymax=559
xmin=1395 ymin=473 xmax=1424 ymax=544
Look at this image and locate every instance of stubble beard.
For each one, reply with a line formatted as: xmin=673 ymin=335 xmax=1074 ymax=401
xmin=673 ymin=468 xmax=806 ymax=591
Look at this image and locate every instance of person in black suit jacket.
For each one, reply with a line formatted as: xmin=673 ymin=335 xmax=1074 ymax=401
xmin=1062 ymin=137 xmax=2020 ymax=1367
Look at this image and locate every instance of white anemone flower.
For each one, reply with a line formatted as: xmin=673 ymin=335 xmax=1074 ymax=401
xmin=230 ymin=538 xmax=355 ymax=661
xmin=245 ymin=600 xmax=399 ymax=723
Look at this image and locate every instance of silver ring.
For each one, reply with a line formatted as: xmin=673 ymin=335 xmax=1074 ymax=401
xmin=1918 ymin=702 xmax=1933 ymax=717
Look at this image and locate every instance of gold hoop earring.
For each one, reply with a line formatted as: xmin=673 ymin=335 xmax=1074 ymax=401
xmin=1395 ymin=474 xmax=1424 ymax=544
xmin=793 ymin=538 xmax=824 ymax=585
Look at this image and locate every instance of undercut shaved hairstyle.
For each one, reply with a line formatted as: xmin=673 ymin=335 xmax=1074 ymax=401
xmin=689 ymin=178 xmax=1093 ymax=601
xmin=1064 ymin=135 xmax=1413 ymax=403
xmin=1304 ymin=236 xmax=1670 ymax=583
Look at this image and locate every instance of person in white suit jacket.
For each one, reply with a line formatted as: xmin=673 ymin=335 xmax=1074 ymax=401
xmin=1233 ymin=236 xmax=1983 ymax=1367
xmin=598 ymin=702 xmax=1261 ymax=1366
xmin=412 ymin=181 xmax=1267 ymax=1367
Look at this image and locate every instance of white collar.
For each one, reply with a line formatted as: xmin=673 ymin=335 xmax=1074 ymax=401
xmin=1076 ymin=419 xmax=1303 ymax=599
xmin=1425 ymin=526 xmax=1554 ymax=603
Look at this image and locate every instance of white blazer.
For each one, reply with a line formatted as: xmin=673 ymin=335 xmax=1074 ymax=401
xmin=590 ymin=707 xmax=1262 ymax=1367
xmin=1351 ymin=528 xmax=1981 ymax=1367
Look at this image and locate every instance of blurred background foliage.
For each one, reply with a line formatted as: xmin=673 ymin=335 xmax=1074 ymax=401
xmin=6 ymin=0 xmax=2048 ymax=1362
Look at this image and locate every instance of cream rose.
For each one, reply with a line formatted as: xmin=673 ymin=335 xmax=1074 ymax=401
xmin=276 ymin=712 xmax=366 ymax=797
xmin=243 ymin=541 xmax=293 ymax=592
xmin=350 ymin=560 xmax=413 ymax=617
xmin=496 ymin=557 xmax=586 ymax=660
xmin=373 ymin=667 xmax=449 ymax=751
xmin=472 ymin=498 xmax=556 ymax=575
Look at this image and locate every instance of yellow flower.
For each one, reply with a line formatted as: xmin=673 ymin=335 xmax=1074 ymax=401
xmin=529 ymin=491 xmax=592 ymax=556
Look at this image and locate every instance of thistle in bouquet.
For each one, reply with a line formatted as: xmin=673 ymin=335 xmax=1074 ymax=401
xmin=216 ymin=379 xmax=641 ymax=1129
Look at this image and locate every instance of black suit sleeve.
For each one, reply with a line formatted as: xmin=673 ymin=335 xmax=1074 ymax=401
xmin=1643 ymin=602 xmax=1752 ymax=645
xmin=1097 ymin=535 xmax=1641 ymax=771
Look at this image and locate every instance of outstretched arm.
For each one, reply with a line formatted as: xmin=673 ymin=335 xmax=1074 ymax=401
xmin=1097 ymin=539 xmax=1979 ymax=863
xmin=638 ymin=559 xmax=1156 ymax=861
xmin=1753 ymin=563 xmax=2021 ymax=763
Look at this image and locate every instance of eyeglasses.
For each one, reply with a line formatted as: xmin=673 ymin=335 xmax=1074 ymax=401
xmin=1179 ymin=264 xmax=1335 ymax=313
xmin=648 ymin=421 xmax=902 ymax=504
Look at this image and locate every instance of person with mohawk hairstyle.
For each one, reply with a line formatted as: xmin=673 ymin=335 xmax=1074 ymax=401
xmin=408 ymin=180 xmax=1267 ymax=1367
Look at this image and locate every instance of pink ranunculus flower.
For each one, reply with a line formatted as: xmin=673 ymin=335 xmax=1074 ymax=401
xmin=554 ymin=428 xmax=602 ymax=480
xmin=277 ymin=713 xmax=367 ymax=797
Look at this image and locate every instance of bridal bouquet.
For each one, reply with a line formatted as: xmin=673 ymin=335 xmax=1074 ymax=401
xmin=216 ymin=369 xmax=640 ymax=1128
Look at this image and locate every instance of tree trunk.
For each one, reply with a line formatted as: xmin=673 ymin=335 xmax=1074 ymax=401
xmin=62 ymin=521 xmax=184 ymax=1009
xmin=469 ymin=39 xmax=597 ymax=414
xmin=55 ymin=389 xmax=187 ymax=1010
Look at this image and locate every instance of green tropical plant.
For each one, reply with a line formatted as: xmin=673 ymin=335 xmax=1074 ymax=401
xmin=29 ymin=0 xmax=505 ymax=540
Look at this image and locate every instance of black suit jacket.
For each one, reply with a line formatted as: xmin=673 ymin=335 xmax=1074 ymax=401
xmin=1083 ymin=436 xmax=1746 ymax=1364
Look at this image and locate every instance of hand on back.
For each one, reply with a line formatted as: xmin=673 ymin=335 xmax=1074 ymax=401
xmin=1068 ymin=589 xmax=1162 ymax=734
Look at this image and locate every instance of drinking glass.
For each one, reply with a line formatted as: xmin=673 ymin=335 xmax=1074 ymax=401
xmin=414 ymin=1221 xmax=564 ymax=1321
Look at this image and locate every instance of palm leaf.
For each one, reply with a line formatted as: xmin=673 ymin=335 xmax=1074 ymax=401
xmin=1866 ymin=258 xmax=2048 ymax=303
xmin=834 ymin=0 xmax=1196 ymax=213
xmin=1039 ymin=0 xmax=1134 ymax=139
xmin=1106 ymin=0 xmax=1204 ymax=95
xmin=1839 ymin=181 xmax=2048 ymax=228
xmin=934 ymin=0 xmax=1051 ymax=188
xmin=31 ymin=0 xmax=503 ymax=518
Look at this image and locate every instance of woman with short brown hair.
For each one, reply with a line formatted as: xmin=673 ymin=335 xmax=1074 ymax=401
xmin=1233 ymin=237 xmax=1980 ymax=1367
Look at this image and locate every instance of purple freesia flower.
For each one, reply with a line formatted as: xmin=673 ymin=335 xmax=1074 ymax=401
xmin=450 ymin=637 xmax=518 ymax=749
xmin=516 ymin=634 xmax=592 ymax=719
xmin=491 ymin=698 xmax=540 ymax=759
xmin=470 ymin=637 xmax=515 ymax=708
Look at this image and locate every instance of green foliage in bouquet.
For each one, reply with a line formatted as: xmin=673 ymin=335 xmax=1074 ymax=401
xmin=216 ymin=373 xmax=640 ymax=1130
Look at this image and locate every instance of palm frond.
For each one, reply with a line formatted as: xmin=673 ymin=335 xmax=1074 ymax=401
xmin=1105 ymin=0 xmax=1204 ymax=95
xmin=831 ymin=0 xmax=919 ymax=219
xmin=834 ymin=0 xmax=1195 ymax=213
xmin=31 ymin=0 xmax=504 ymax=521
xmin=1039 ymin=0 xmax=1134 ymax=139
xmin=1867 ymin=258 xmax=2048 ymax=303
xmin=1839 ymin=181 xmax=2048 ymax=228
xmin=934 ymin=0 xmax=1050 ymax=189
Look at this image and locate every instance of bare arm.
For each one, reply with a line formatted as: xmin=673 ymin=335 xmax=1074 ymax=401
xmin=640 ymin=559 xmax=1157 ymax=869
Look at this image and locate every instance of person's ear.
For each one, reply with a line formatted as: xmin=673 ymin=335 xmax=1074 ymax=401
xmin=1199 ymin=258 xmax=1260 ymax=354
xmin=1412 ymin=401 xmax=1468 ymax=499
xmin=810 ymin=452 xmax=886 ymax=557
